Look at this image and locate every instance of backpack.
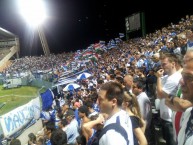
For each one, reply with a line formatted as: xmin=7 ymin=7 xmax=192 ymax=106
xmin=88 ymin=116 xmax=130 ymax=145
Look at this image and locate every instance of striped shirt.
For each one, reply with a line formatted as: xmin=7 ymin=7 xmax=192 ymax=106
xmin=65 ymin=119 xmax=79 ymax=144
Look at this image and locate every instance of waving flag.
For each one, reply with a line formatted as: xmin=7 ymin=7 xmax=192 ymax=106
xmin=77 ymin=72 xmax=92 ymax=80
xmin=63 ymin=83 xmax=80 ymax=91
xmin=119 ymin=33 xmax=125 ymax=38
xmin=89 ymin=54 xmax=98 ymax=62
xmin=62 ymin=65 xmax=68 ymax=71
xmin=115 ymin=38 xmax=122 ymax=44
xmin=94 ymin=43 xmax=103 ymax=53
xmin=101 ymin=45 xmax=107 ymax=52
xmin=41 ymin=89 xmax=54 ymax=111
xmin=99 ymin=41 xmax=106 ymax=45
xmin=109 ymin=39 xmax=117 ymax=48
xmin=87 ymin=45 xmax=94 ymax=51
xmin=82 ymin=51 xmax=93 ymax=58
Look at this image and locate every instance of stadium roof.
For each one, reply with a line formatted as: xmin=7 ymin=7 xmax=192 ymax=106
xmin=0 ymin=27 xmax=17 ymax=40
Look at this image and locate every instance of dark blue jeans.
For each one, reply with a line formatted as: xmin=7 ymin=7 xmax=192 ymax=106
xmin=161 ymin=119 xmax=175 ymax=145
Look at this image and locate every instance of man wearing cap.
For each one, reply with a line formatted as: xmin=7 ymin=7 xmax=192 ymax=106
xmin=65 ymin=109 xmax=79 ymax=144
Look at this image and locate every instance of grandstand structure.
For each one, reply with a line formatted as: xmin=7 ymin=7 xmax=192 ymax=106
xmin=0 ymin=27 xmax=20 ymax=72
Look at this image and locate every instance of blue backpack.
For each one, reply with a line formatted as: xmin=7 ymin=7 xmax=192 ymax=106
xmin=87 ymin=116 xmax=130 ymax=145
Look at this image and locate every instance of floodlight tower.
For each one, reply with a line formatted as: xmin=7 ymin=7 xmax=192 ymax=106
xmin=37 ymin=26 xmax=50 ymax=56
xmin=18 ymin=0 xmax=50 ymax=56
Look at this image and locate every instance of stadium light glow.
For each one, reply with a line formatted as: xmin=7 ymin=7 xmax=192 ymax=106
xmin=18 ymin=0 xmax=47 ymax=27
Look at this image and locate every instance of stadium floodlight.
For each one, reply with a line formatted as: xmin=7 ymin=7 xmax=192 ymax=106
xmin=18 ymin=0 xmax=47 ymax=27
xmin=18 ymin=0 xmax=50 ymax=56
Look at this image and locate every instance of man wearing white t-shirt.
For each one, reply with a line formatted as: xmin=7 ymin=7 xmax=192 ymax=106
xmin=165 ymin=52 xmax=193 ymax=143
xmin=98 ymin=82 xmax=134 ymax=145
xmin=132 ymin=80 xmax=152 ymax=129
xmin=156 ymin=53 xmax=182 ymax=145
xmin=132 ymin=79 xmax=152 ymax=143
xmin=65 ymin=109 xmax=79 ymax=144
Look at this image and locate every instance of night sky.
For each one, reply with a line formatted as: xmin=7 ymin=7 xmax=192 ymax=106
xmin=0 ymin=0 xmax=192 ymax=57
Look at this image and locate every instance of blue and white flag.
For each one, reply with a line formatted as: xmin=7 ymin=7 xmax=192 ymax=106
xmin=101 ymin=44 xmax=107 ymax=52
xmin=115 ymin=38 xmax=122 ymax=44
xmin=99 ymin=41 xmax=106 ymax=45
xmin=110 ymin=39 xmax=117 ymax=47
xmin=41 ymin=89 xmax=54 ymax=111
xmin=62 ymin=65 xmax=68 ymax=71
xmin=119 ymin=33 xmax=125 ymax=38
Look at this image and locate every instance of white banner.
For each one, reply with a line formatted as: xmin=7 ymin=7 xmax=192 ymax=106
xmin=0 ymin=97 xmax=41 ymax=137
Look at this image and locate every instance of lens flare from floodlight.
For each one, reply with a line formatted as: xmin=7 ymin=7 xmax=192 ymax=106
xmin=18 ymin=0 xmax=47 ymax=27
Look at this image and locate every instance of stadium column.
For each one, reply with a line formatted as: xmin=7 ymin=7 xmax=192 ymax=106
xmin=37 ymin=26 xmax=50 ymax=56
xmin=141 ymin=12 xmax=146 ymax=37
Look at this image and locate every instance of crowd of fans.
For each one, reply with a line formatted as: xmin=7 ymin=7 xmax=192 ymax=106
xmin=2 ymin=14 xmax=193 ymax=145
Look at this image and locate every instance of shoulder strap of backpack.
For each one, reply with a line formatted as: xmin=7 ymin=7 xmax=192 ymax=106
xmin=98 ymin=116 xmax=129 ymax=145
